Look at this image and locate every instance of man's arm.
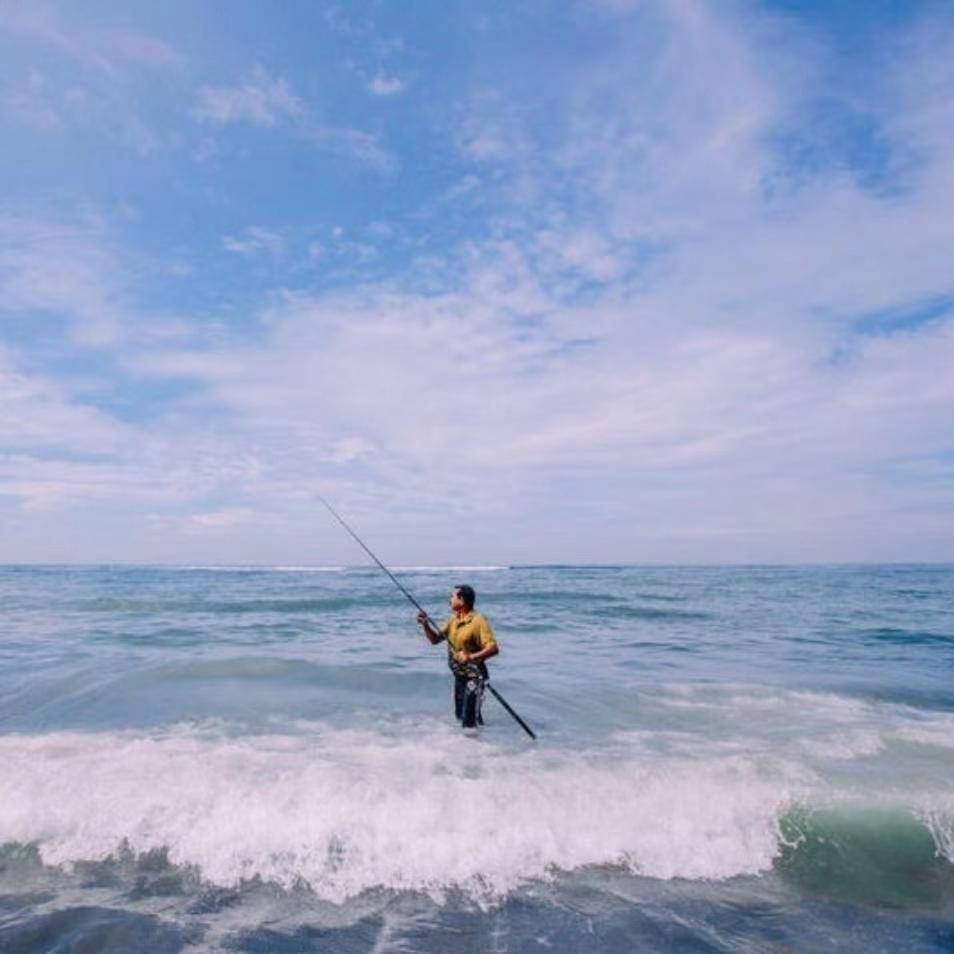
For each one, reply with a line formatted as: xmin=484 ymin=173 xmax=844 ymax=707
xmin=458 ymin=642 xmax=498 ymax=664
xmin=417 ymin=610 xmax=445 ymax=645
xmin=456 ymin=617 xmax=499 ymax=664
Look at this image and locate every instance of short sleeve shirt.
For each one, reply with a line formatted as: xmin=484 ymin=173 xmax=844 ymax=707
xmin=440 ymin=611 xmax=498 ymax=656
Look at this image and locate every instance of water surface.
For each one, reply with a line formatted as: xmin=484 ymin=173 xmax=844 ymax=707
xmin=1 ymin=564 xmax=952 ymax=951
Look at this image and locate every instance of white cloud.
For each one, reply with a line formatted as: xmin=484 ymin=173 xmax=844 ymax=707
xmin=0 ymin=215 xmax=126 ymax=346
xmin=367 ymin=221 xmax=395 ymax=239
xmin=0 ymin=340 xmax=277 ymax=556
xmin=0 ymin=212 xmax=207 ymax=350
xmin=457 ymin=91 xmax=529 ymax=162
xmin=188 ymin=508 xmax=256 ymax=530
xmin=305 ymin=123 xmax=395 ymax=170
xmin=0 ymin=69 xmax=62 ymax=130
xmin=330 ymin=231 xmax=377 ymax=263
xmin=3 ymin=2 xmax=954 ymax=562
xmin=195 ymin=67 xmax=302 ymax=127
xmin=194 ymin=66 xmax=394 ymax=170
xmin=109 ymin=3 xmax=954 ymax=561
xmin=221 ymin=226 xmax=285 ymax=257
xmin=0 ymin=1 xmax=184 ymax=75
xmin=97 ymin=250 xmax=952 ymax=562
xmin=0 ymin=347 xmax=195 ymax=518
xmin=0 ymin=4 xmax=180 ymax=151
xmin=92 ymin=29 xmax=184 ymax=71
xmin=325 ymin=437 xmax=376 ymax=463
xmin=534 ymin=227 xmax=626 ymax=283
xmin=367 ymin=74 xmax=404 ymax=96
xmin=0 ymin=346 xmax=126 ymax=455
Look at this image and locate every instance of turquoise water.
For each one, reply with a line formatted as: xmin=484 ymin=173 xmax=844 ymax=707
xmin=1 ymin=564 xmax=952 ymax=951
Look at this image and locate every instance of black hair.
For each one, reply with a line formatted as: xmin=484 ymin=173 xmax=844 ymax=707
xmin=454 ymin=584 xmax=476 ymax=610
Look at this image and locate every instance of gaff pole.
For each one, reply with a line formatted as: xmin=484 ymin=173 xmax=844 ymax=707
xmin=318 ymin=495 xmax=537 ymax=740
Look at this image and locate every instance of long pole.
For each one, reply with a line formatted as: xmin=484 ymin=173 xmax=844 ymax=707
xmin=319 ymin=495 xmax=537 ymax=740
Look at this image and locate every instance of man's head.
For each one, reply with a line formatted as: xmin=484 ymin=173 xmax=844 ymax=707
xmin=450 ymin=584 xmax=476 ymax=612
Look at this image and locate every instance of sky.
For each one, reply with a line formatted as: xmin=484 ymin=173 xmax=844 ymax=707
xmin=1 ymin=0 xmax=953 ymax=566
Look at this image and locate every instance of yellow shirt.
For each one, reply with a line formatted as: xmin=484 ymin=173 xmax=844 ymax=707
xmin=441 ymin=611 xmax=498 ymax=655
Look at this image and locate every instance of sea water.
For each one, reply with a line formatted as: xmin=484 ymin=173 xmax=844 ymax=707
xmin=0 ymin=563 xmax=952 ymax=952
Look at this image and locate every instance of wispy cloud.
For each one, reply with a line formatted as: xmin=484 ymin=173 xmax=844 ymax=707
xmin=194 ymin=66 xmax=394 ymax=170
xmin=188 ymin=507 xmax=257 ymax=530
xmin=0 ymin=214 xmax=128 ymax=346
xmin=367 ymin=74 xmax=404 ymax=96
xmin=0 ymin=2 xmax=181 ymax=152
xmin=195 ymin=67 xmax=302 ymax=127
xmin=0 ymin=346 xmax=126 ymax=456
xmin=2 ymin=1 xmax=953 ymax=561
xmin=109 ymin=246 xmax=954 ymax=561
xmin=306 ymin=124 xmax=394 ymax=169
xmin=0 ymin=1 xmax=184 ymax=75
xmin=118 ymin=2 xmax=954 ymax=560
xmin=0 ymin=69 xmax=62 ymax=130
xmin=221 ymin=226 xmax=286 ymax=258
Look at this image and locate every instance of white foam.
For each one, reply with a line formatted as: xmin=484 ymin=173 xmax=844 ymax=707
xmin=782 ymin=690 xmax=873 ymax=720
xmin=167 ymin=565 xmax=347 ymax=573
xmin=887 ymin=710 xmax=954 ymax=751
xmin=0 ymin=722 xmax=790 ymax=902
xmin=391 ymin=566 xmax=510 ymax=573
xmin=922 ymin=809 xmax=954 ymax=865
xmin=658 ymin=685 xmax=876 ymax=723
xmin=797 ymin=730 xmax=886 ymax=760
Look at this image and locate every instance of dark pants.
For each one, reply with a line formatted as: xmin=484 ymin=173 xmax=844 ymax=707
xmin=453 ymin=668 xmax=486 ymax=728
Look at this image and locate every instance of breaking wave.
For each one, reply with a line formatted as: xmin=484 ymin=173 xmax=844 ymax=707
xmin=1 ymin=722 xmax=951 ymax=905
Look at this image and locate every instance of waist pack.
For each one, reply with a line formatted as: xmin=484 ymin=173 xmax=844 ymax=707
xmin=447 ymin=655 xmax=488 ymax=680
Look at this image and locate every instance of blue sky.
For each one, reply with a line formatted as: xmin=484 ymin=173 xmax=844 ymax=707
xmin=1 ymin=0 xmax=953 ymax=564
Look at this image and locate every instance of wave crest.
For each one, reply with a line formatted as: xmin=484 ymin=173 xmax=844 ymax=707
xmin=1 ymin=723 xmax=950 ymax=904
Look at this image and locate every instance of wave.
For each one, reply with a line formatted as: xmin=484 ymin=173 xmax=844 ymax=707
xmin=390 ymin=566 xmax=510 ymax=573
xmin=71 ymin=597 xmax=368 ymax=615
xmin=492 ymin=591 xmax=708 ymax=620
xmin=778 ymin=804 xmax=954 ymax=906
xmin=146 ymin=658 xmax=445 ymax=696
xmin=861 ymin=627 xmax=954 ymax=647
xmin=1 ymin=722 xmax=951 ymax=905
xmin=612 ymin=605 xmax=712 ymax=622
xmin=166 ymin=566 xmax=347 ymax=573
xmin=168 ymin=566 xmax=509 ymax=574
xmin=0 ymin=723 xmax=786 ymax=901
xmin=502 ymin=589 xmax=627 ymax=602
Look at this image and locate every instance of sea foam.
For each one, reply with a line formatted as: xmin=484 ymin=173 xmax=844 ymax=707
xmin=0 ymin=721 xmax=792 ymax=902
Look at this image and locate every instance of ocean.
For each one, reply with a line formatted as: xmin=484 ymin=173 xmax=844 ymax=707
xmin=0 ymin=563 xmax=952 ymax=952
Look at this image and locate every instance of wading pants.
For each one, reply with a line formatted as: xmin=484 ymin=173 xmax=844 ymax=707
xmin=452 ymin=665 xmax=486 ymax=728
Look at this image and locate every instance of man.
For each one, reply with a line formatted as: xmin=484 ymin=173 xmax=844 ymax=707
xmin=418 ymin=584 xmax=499 ymax=729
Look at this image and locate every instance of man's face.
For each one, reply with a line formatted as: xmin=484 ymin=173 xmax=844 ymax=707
xmin=449 ymin=589 xmax=466 ymax=612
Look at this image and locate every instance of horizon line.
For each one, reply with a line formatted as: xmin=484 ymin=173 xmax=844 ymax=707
xmin=1 ymin=561 xmax=952 ymax=570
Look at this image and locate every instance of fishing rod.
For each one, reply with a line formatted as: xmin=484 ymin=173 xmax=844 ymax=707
xmin=319 ymin=495 xmax=537 ymax=740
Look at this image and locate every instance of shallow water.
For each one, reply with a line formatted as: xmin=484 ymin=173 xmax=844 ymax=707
xmin=0 ymin=564 xmax=952 ymax=952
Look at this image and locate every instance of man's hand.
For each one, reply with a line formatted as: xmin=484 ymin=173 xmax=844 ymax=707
xmin=455 ymin=650 xmax=471 ymax=664
xmin=419 ymin=611 xmax=444 ymax=645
